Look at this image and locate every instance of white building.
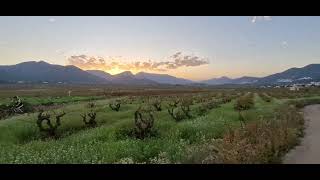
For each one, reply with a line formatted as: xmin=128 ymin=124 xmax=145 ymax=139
xmin=289 ymin=85 xmax=300 ymax=91
xmin=313 ymin=82 xmax=320 ymax=86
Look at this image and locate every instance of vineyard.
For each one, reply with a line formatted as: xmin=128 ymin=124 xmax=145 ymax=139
xmin=0 ymin=86 xmax=320 ymax=163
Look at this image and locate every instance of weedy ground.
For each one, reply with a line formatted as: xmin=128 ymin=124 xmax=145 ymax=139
xmin=0 ymin=87 xmax=320 ymax=164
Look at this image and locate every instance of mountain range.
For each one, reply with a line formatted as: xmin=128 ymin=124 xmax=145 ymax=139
xmin=255 ymin=64 xmax=320 ymax=84
xmin=0 ymin=61 xmax=108 ymax=84
xmin=87 ymin=70 xmax=159 ymax=85
xmin=1 ymin=61 xmax=320 ymax=86
xmin=201 ymin=76 xmax=259 ymax=85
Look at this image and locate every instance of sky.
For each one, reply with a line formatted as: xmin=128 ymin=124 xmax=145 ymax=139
xmin=0 ymin=16 xmax=320 ymax=81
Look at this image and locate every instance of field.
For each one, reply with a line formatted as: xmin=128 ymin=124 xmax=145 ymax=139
xmin=1 ymin=85 xmax=320 ymax=164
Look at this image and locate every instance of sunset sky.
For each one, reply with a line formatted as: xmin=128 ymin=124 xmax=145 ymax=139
xmin=0 ymin=16 xmax=320 ymax=80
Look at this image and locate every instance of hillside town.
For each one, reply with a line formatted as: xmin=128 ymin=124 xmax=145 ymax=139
xmin=260 ymin=81 xmax=320 ymax=91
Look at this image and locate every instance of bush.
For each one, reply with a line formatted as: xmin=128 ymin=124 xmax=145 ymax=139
xmin=37 ymin=110 xmax=66 ymax=138
xmin=22 ymin=101 xmax=35 ymax=113
xmin=134 ymin=106 xmax=155 ymax=139
xmin=109 ymin=99 xmax=121 ymax=111
xmin=234 ymin=93 xmax=254 ymax=111
xmin=196 ymin=104 xmax=209 ymax=116
xmin=168 ymin=107 xmax=187 ymax=122
xmin=87 ymin=102 xmax=96 ymax=109
xmin=289 ymin=98 xmax=320 ymax=108
xmin=185 ymin=105 xmax=304 ymax=164
xmin=151 ymin=99 xmax=162 ymax=111
xmin=168 ymin=98 xmax=180 ymax=108
xmin=259 ymin=93 xmax=272 ymax=102
xmin=221 ymin=97 xmax=232 ymax=104
xmin=180 ymin=98 xmax=192 ymax=118
xmin=205 ymin=100 xmax=221 ymax=110
xmin=0 ymin=97 xmax=34 ymax=120
xmin=0 ymin=104 xmax=10 ymax=119
xmin=81 ymin=111 xmax=97 ymax=128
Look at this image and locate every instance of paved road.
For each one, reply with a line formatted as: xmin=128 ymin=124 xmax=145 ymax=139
xmin=283 ymin=104 xmax=320 ymax=164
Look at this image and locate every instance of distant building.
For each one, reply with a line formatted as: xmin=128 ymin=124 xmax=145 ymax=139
xmin=312 ymin=82 xmax=320 ymax=86
xmin=289 ymin=85 xmax=300 ymax=91
xmin=277 ymin=79 xmax=293 ymax=83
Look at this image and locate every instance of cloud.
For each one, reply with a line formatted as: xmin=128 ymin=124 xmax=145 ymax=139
xmin=48 ymin=18 xmax=56 ymax=23
xmin=281 ymin=41 xmax=288 ymax=48
xmin=67 ymin=52 xmax=209 ymax=72
xmin=251 ymin=16 xmax=272 ymax=23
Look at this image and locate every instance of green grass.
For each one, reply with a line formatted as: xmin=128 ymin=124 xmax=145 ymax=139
xmin=0 ymin=93 xmax=304 ymax=164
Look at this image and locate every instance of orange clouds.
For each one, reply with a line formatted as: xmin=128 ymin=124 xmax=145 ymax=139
xmin=67 ymin=52 xmax=209 ymax=72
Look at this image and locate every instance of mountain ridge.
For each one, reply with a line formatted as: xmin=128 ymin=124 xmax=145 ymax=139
xmin=86 ymin=70 xmax=159 ymax=85
xmin=135 ymin=72 xmax=194 ymax=85
xmin=0 ymin=61 xmax=109 ymax=84
xmin=1 ymin=61 xmax=320 ymax=86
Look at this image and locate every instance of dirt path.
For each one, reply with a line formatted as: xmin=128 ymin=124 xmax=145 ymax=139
xmin=283 ymin=104 xmax=320 ymax=164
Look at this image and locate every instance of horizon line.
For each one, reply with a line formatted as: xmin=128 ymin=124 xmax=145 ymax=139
xmin=1 ymin=60 xmax=318 ymax=81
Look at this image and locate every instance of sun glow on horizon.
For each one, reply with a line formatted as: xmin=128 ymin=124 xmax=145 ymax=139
xmin=106 ymin=68 xmax=125 ymax=75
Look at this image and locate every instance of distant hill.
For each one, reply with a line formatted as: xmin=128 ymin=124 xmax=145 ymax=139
xmin=135 ymin=72 xmax=194 ymax=85
xmin=0 ymin=61 xmax=109 ymax=84
xmin=87 ymin=70 xmax=159 ymax=85
xmin=1 ymin=61 xmax=319 ymax=86
xmin=86 ymin=70 xmax=113 ymax=80
xmin=201 ymin=64 xmax=320 ymax=85
xmin=201 ymin=76 xmax=232 ymax=85
xmin=201 ymin=76 xmax=259 ymax=85
xmin=256 ymin=64 xmax=320 ymax=84
xmin=111 ymin=71 xmax=159 ymax=85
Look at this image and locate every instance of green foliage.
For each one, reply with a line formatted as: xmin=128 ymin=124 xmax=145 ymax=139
xmin=134 ymin=106 xmax=156 ymax=139
xmin=168 ymin=98 xmax=180 ymax=107
xmin=151 ymin=98 xmax=162 ymax=111
xmin=185 ymin=105 xmax=304 ymax=164
xmin=205 ymin=100 xmax=221 ymax=110
xmin=168 ymin=106 xmax=187 ymax=122
xmin=0 ymin=88 xmax=317 ymax=164
xmin=288 ymin=97 xmax=320 ymax=108
xmin=0 ymin=104 xmax=10 ymax=119
xmin=234 ymin=93 xmax=254 ymax=111
xmin=221 ymin=96 xmax=232 ymax=104
xmin=238 ymin=111 xmax=246 ymax=128
xmin=180 ymin=98 xmax=192 ymax=118
xmin=22 ymin=101 xmax=35 ymax=113
xmin=109 ymin=99 xmax=121 ymax=111
xmin=37 ymin=110 xmax=66 ymax=138
xmin=259 ymin=93 xmax=272 ymax=102
xmin=0 ymin=96 xmax=34 ymax=120
xmin=87 ymin=102 xmax=96 ymax=109
xmin=81 ymin=111 xmax=97 ymax=128
xmin=196 ymin=104 xmax=209 ymax=116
